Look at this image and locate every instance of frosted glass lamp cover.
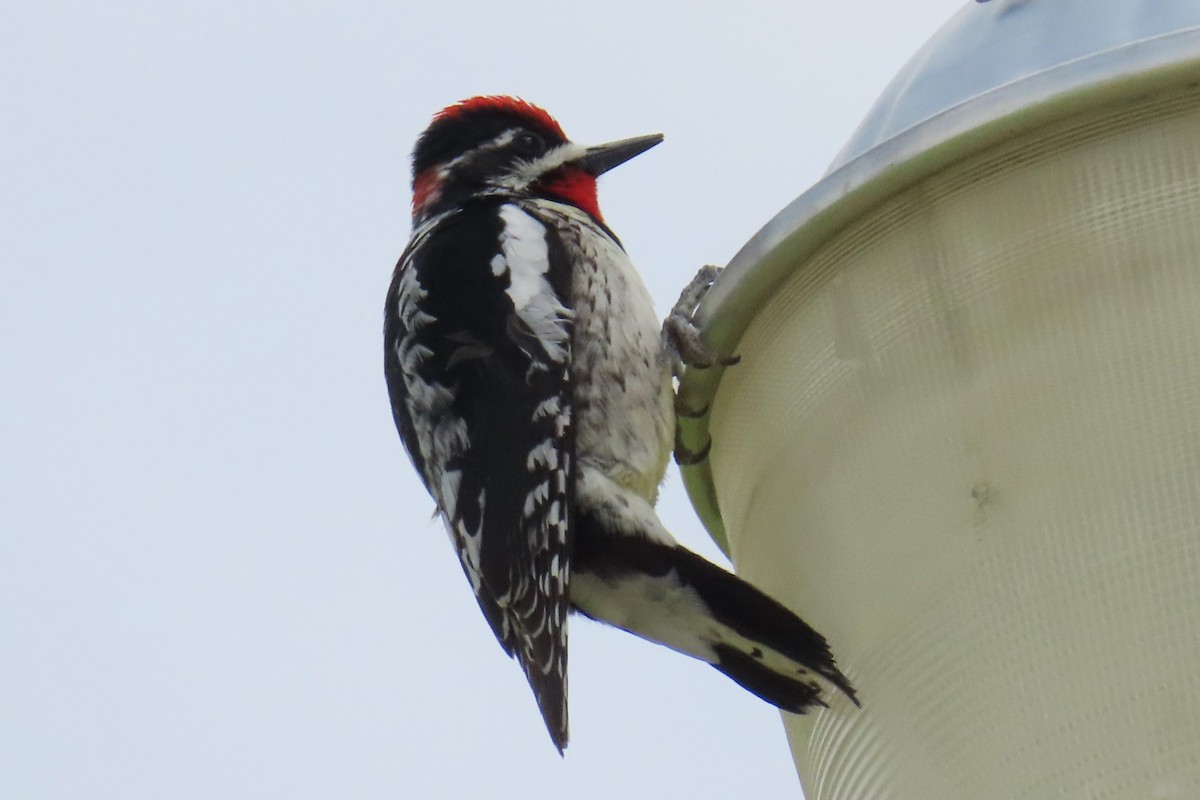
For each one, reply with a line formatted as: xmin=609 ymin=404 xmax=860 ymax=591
xmin=676 ymin=2 xmax=1200 ymax=798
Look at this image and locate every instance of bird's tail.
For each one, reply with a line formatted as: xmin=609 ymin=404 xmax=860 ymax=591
xmin=572 ymin=524 xmax=858 ymax=713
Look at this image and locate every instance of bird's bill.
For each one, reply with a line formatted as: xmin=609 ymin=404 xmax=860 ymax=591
xmin=573 ymin=134 xmax=664 ymax=176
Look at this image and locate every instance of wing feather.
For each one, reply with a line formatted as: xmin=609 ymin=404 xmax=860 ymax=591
xmin=384 ymin=200 xmax=576 ymax=749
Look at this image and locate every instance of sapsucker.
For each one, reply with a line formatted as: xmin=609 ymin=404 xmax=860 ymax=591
xmin=384 ymin=96 xmax=857 ymax=752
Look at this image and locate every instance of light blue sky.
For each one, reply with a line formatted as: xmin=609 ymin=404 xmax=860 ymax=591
xmin=3 ymin=2 xmax=963 ymax=797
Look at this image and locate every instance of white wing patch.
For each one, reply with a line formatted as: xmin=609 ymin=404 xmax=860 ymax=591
xmin=495 ymin=204 xmax=573 ymax=366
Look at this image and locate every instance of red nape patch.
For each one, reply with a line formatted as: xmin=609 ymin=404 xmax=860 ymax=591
xmin=411 ymin=168 xmax=441 ymax=216
xmin=436 ymin=96 xmax=566 ymax=140
xmin=537 ymin=167 xmax=602 ymax=222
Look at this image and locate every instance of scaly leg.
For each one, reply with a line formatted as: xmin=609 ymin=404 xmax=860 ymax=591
xmin=662 ymin=265 xmax=740 ymax=464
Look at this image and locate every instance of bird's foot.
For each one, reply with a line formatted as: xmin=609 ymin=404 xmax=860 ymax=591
xmin=662 ymin=265 xmax=740 ymax=381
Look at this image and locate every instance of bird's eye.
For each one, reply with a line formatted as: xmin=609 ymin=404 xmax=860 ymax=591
xmin=514 ymin=131 xmax=544 ymax=155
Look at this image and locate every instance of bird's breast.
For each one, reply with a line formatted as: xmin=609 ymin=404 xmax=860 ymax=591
xmin=534 ymin=205 xmax=674 ymax=503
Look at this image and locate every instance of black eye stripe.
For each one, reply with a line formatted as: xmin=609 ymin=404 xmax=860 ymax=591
xmin=413 ymin=106 xmax=568 ymax=175
xmin=514 ymin=131 xmax=545 ymax=155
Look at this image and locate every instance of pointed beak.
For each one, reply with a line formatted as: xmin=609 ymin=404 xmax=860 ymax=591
xmin=572 ymin=133 xmax=664 ymax=177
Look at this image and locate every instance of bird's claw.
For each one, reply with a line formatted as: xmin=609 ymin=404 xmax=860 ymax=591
xmin=662 ymin=265 xmax=740 ymax=380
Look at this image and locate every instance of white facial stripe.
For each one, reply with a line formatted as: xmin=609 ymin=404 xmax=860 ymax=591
xmin=439 ymin=129 xmax=520 ymax=178
xmin=440 ymin=130 xmax=585 ymax=191
xmin=509 ymin=142 xmax=586 ymax=187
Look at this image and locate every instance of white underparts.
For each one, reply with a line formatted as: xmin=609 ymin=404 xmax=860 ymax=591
xmin=572 ymin=568 xmax=717 ymax=663
xmin=572 ymin=565 xmax=829 ymax=689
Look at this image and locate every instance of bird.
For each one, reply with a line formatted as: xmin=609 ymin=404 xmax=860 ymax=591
xmin=384 ymin=96 xmax=857 ymax=752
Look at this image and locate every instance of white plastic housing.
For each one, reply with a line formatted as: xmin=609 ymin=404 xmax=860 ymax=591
xmin=676 ymin=3 xmax=1200 ymax=797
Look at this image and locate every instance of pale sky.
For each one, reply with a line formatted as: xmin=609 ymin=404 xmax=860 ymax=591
xmin=3 ymin=2 xmax=964 ymax=797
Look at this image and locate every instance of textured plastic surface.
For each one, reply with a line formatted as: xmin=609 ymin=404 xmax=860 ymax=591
xmin=676 ymin=2 xmax=1200 ymax=551
xmin=710 ymin=89 xmax=1200 ymax=798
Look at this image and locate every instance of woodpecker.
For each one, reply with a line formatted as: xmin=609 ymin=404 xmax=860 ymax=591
xmin=384 ymin=96 xmax=857 ymax=752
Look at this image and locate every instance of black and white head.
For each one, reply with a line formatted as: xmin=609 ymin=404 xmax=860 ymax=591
xmin=410 ymin=96 xmax=662 ymax=224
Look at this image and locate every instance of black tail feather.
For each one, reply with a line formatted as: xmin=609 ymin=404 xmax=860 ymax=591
xmin=574 ymin=519 xmax=858 ymax=709
xmin=668 ymin=546 xmax=859 ymax=706
xmin=712 ymin=644 xmax=826 ymax=714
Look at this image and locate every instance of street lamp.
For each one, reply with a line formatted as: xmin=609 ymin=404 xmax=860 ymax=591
xmin=679 ymin=2 xmax=1200 ymax=797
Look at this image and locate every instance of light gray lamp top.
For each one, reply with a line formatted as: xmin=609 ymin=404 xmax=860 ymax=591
xmin=831 ymin=0 xmax=1200 ymax=172
xmin=680 ymin=0 xmax=1200 ymax=550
